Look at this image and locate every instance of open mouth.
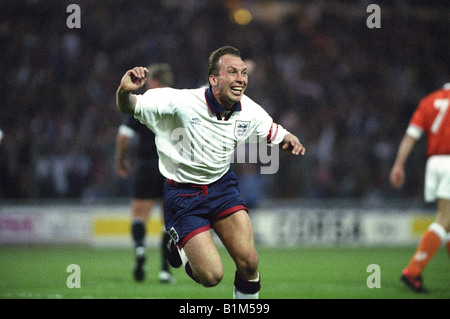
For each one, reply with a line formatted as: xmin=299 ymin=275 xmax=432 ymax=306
xmin=231 ymin=86 xmax=243 ymax=94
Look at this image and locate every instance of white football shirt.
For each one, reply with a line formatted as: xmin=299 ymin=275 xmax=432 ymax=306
xmin=134 ymin=87 xmax=288 ymax=184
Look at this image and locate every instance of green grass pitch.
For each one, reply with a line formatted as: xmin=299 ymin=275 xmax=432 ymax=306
xmin=0 ymin=246 xmax=448 ymax=299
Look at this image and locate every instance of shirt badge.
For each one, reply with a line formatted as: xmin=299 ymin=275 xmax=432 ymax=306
xmin=190 ymin=117 xmax=202 ymax=125
xmin=234 ymin=120 xmax=251 ymax=140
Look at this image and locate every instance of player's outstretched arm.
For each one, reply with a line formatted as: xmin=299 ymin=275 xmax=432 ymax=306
xmin=281 ymin=133 xmax=306 ymax=156
xmin=116 ymin=67 xmax=148 ymax=114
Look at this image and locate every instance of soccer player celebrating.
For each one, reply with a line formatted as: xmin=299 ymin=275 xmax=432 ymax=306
xmin=390 ymin=83 xmax=450 ymax=292
xmin=116 ymin=46 xmax=305 ymax=298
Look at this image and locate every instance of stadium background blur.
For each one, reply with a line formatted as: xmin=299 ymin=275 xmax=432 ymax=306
xmin=1 ymin=0 xmax=450 ymax=301
xmin=0 ymin=0 xmax=449 ymax=204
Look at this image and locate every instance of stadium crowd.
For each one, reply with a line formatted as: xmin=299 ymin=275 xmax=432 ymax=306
xmin=0 ymin=0 xmax=448 ymax=205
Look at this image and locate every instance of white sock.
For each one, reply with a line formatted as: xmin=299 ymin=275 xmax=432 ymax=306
xmin=428 ymin=222 xmax=446 ymax=240
xmin=233 ymin=288 xmax=259 ymax=299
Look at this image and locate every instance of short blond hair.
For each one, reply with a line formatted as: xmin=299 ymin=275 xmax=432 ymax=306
xmin=146 ymin=63 xmax=174 ymax=87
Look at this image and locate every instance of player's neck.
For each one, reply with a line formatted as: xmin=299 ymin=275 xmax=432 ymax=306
xmin=211 ymin=87 xmax=234 ymax=110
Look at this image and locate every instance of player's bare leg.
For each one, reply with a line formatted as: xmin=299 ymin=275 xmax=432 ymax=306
xmin=435 ymin=198 xmax=450 ymax=232
xmin=212 ymin=210 xmax=260 ymax=298
xmin=182 ymin=230 xmax=224 ymax=287
xmin=436 ymin=198 xmax=450 ymax=255
xmin=401 ymin=198 xmax=450 ymax=292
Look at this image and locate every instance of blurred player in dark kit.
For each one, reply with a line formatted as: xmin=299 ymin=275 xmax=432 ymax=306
xmin=115 ymin=63 xmax=176 ymax=283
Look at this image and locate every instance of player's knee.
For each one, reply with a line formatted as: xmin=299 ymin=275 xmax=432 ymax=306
xmin=198 ymin=268 xmax=223 ymax=287
xmin=236 ymin=251 xmax=259 ymax=278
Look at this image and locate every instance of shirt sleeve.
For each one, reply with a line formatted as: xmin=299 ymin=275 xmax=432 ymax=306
xmin=118 ymin=115 xmax=138 ymax=138
xmin=406 ymin=98 xmax=428 ymax=139
xmin=250 ymin=104 xmax=289 ymax=145
xmin=118 ymin=124 xmax=136 ymax=138
xmin=405 ymin=124 xmax=423 ymax=139
xmin=266 ymin=122 xmax=289 ymax=145
xmin=134 ymin=88 xmax=175 ymax=130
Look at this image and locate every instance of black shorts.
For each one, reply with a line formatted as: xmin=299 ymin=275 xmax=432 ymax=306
xmin=132 ymin=158 xmax=165 ymax=199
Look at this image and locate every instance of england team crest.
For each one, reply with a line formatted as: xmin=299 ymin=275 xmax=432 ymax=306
xmin=234 ymin=120 xmax=251 ymax=140
xmin=167 ymin=227 xmax=179 ymax=243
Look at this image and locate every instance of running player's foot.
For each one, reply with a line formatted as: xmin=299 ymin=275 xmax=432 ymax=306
xmin=166 ymin=238 xmax=182 ymax=268
xmin=158 ymin=270 xmax=177 ymax=284
xmin=400 ymin=269 xmax=427 ymax=293
xmin=133 ymin=256 xmax=146 ymax=282
xmin=133 ymin=247 xmax=146 ymax=282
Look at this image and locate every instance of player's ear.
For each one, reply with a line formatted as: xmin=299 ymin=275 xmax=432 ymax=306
xmin=208 ymin=75 xmax=217 ymax=87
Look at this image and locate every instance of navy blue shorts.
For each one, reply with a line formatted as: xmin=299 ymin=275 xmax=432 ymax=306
xmin=163 ymin=170 xmax=248 ymax=248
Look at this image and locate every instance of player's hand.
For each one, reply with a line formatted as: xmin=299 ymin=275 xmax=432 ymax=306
xmin=389 ymin=164 xmax=405 ymax=189
xmin=281 ymin=134 xmax=305 ymax=156
xmin=119 ymin=67 xmax=149 ymax=92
